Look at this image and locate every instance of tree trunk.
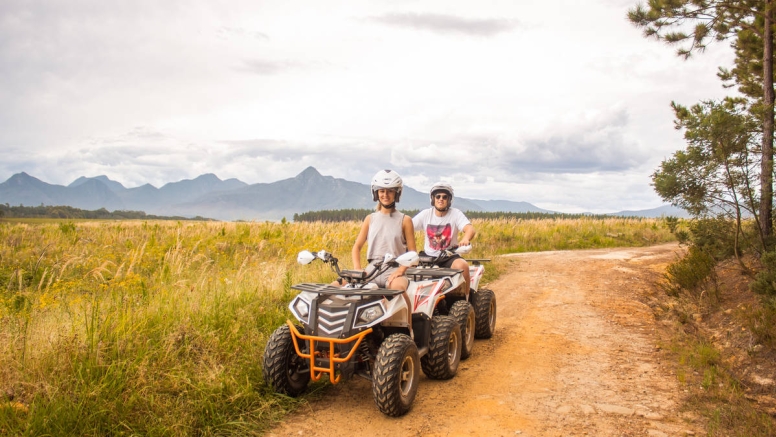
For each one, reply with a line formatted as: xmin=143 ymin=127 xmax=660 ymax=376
xmin=761 ymin=1 xmax=775 ymax=242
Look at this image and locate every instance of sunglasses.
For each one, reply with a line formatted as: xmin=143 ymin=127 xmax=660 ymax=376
xmin=434 ymin=194 xmax=449 ymax=200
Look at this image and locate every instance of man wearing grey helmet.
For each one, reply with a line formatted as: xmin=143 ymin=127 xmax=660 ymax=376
xmin=412 ymin=182 xmax=476 ymax=295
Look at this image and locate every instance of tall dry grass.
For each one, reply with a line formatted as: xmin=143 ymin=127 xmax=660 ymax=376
xmin=0 ymin=217 xmax=674 ymax=435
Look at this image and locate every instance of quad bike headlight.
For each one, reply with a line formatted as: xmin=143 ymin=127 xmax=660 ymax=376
xmin=291 ymin=297 xmax=310 ymax=322
xmin=354 ymin=303 xmax=385 ymax=328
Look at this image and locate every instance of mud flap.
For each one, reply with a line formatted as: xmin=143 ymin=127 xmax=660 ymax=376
xmin=411 ymin=313 xmax=432 ymax=356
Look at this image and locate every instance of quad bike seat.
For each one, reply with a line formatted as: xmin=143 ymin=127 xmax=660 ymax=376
xmin=418 ymin=254 xmax=437 ymax=264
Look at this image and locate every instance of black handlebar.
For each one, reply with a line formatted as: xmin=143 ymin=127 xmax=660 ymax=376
xmin=418 ymin=246 xmax=461 ymax=267
xmin=313 ymin=252 xmax=394 ymax=285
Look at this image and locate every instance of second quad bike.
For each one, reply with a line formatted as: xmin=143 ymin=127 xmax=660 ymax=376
xmin=410 ymin=245 xmax=497 ymax=360
xmin=262 ymin=250 xmax=466 ymax=417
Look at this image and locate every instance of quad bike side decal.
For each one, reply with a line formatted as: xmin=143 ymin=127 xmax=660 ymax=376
xmin=469 ymin=264 xmax=485 ymax=290
xmin=411 ymin=280 xmax=445 ymax=313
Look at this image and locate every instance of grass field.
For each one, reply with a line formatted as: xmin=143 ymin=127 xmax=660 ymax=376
xmin=0 ymin=217 xmax=674 ymax=435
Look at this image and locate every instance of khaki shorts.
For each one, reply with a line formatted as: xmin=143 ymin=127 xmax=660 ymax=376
xmin=372 ymin=266 xmax=399 ymax=288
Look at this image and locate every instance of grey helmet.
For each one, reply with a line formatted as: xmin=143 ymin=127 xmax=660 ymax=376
xmin=371 ymin=169 xmax=403 ymax=202
xmin=430 ymin=182 xmax=453 ymax=211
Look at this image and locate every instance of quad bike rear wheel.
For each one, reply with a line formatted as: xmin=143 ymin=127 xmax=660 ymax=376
xmin=449 ymin=300 xmax=475 ymax=359
xmin=262 ymin=324 xmax=310 ymax=397
xmin=372 ymin=333 xmax=420 ymax=417
xmin=421 ymin=315 xmax=462 ymax=380
xmin=472 ymin=289 xmax=497 ymax=339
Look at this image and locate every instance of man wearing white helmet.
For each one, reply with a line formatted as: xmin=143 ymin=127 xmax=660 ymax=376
xmin=349 ymin=169 xmax=417 ymax=292
xmin=412 ymin=182 xmax=476 ymax=295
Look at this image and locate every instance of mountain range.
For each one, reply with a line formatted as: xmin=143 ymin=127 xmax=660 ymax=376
xmin=0 ymin=167 xmax=689 ymax=221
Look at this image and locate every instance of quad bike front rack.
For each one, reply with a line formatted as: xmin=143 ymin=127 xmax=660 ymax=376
xmin=286 ymin=321 xmax=373 ymax=384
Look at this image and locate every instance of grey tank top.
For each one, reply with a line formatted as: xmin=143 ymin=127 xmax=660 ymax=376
xmin=366 ymin=211 xmax=407 ymax=262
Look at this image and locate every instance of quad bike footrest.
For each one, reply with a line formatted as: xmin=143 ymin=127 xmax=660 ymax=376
xmin=287 ymin=321 xmax=373 ymax=384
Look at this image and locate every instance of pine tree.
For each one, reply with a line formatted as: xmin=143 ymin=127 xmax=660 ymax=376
xmin=629 ymin=0 xmax=776 ymax=240
xmin=653 ymin=98 xmax=761 ymax=256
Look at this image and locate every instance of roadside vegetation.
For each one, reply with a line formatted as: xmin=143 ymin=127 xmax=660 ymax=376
xmin=657 ymin=217 xmax=776 ymax=436
xmin=627 ymin=1 xmax=776 ymax=434
xmin=0 ymin=216 xmax=673 ymax=435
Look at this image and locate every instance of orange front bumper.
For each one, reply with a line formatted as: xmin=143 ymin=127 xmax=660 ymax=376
xmin=286 ymin=321 xmax=373 ymax=384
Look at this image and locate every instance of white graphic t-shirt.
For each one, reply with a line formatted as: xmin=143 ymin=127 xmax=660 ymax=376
xmin=412 ymin=207 xmax=471 ymax=256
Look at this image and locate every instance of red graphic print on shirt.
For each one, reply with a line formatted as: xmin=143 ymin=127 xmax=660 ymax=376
xmin=426 ymin=224 xmax=452 ymax=251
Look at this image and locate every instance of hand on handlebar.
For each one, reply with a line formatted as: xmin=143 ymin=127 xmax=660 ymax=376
xmin=386 ymin=266 xmax=409 ymax=289
xmin=387 ymin=270 xmax=401 ymax=284
xmin=455 ymin=244 xmax=472 ymax=255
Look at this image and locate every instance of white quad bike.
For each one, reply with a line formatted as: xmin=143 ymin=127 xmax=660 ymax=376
xmin=410 ymin=245 xmax=497 ymax=360
xmin=262 ymin=250 xmax=465 ymax=416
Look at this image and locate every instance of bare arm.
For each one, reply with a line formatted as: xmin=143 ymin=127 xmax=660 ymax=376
xmin=459 ymin=223 xmax=476 ymax=247
xmin=403 ymin=215 xmax=417 ymax=253
xmin=393 ymin=215 xmax=416 ymax=275
xmin=351 ymin=216 xmax=370 ymax=270
xmin=386 ymin=215 xmax=415 ymax=286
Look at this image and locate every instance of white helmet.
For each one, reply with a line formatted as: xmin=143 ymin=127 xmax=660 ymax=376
xmin=371 ymin=169 xmax=403 ymax=202
xmin=429 ymin=182 xmax=454 ymax=208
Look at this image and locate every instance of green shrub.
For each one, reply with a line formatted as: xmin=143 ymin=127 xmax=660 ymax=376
xmin=689 ymin=217 xmax=738 ymax=261
xmin=665 ymin=246 xmax=717 ymax=297
xmin=663 ymin=216 xmax=691 ymax=244
xmin=751 ymin=251 xmax=776 ymax=297
xmin=58 ymin=221 xmax=76 ymax=234
xmin=664 ymin=216 xmax=679 ymax=234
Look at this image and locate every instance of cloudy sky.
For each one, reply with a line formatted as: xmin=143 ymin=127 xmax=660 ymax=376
xmin=0 ymin=0 xmax=734 ymax=213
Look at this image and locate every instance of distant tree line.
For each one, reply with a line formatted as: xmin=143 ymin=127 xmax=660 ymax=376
xmin=0 ymin=204 xmax=213 ymax=221
xmin=462 ymin=211 xmax=624 ymax=220
xmin=293 ymin=209 xmax=417 ymax=222
xmin=293 ymin=208 xmax=626 ymax=223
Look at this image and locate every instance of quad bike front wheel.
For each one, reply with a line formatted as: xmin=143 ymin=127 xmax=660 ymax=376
xmin=372 ymin=333 xmax=420 ymax=417
xmin=421 ymin=315 xmax=462 ymax=380
xmin=472 ymin=289 xmax=497 ymax=339
xmin=262 ymin=324 xmax=310 ymax=397
xmin=449 ymin=300 xmax=475 ymax=359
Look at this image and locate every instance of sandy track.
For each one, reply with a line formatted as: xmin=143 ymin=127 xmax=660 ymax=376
xmin=267 ymin=243 xmax=698 ymax=437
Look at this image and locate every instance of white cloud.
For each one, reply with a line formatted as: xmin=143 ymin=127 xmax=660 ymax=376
xmin=0 ymin=0 xmax=737 ymax=213
xmin=368 ymin=12 xmax=519 ymax=37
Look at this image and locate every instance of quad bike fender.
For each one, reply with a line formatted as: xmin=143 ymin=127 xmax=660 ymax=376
xmin=406 ymin=267 xmax=467 ymax=300
xmin=406 ymin=278 xmax=448 ymax=316
xmin=379 ymin=293 xmax=412 ymax=328
xmin=411 ymin=312 xmax=432 ymax=357
xmin=468 ymin=264 xmax=486 ymax=292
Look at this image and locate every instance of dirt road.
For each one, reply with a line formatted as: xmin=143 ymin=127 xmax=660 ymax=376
xmin=267 ymin=243 xmax=699 ymax=437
